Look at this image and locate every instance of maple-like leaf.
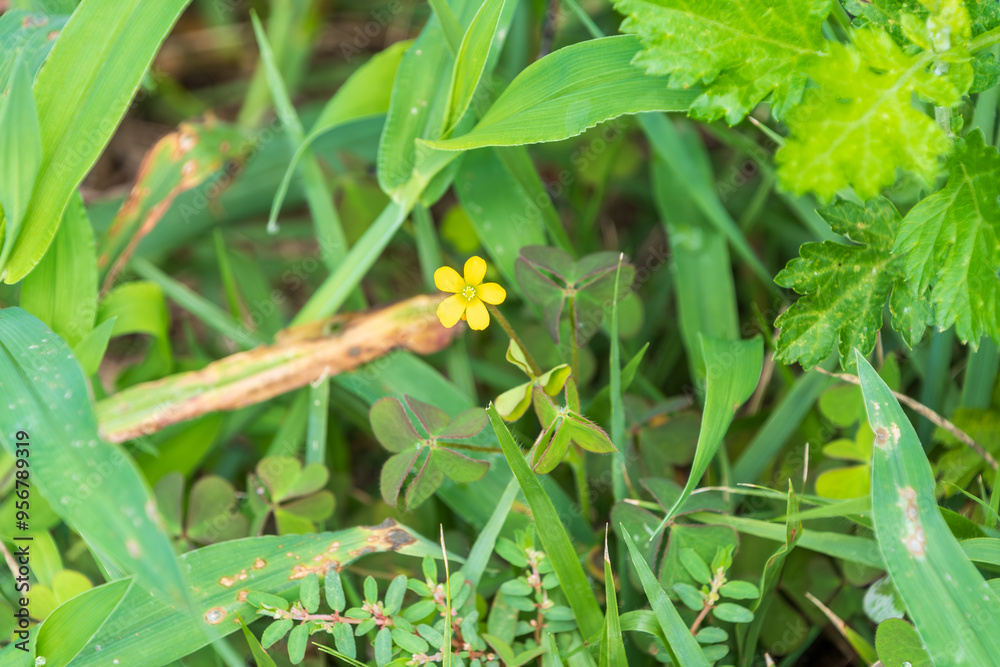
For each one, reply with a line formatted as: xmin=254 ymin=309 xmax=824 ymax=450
xmin=612 ymin=0 xmax=832 ymax=124
xmin=775 ymin=197 xmax=927 ymax=369
xmin=893 ymin=130 xmax=1000 ymax=346
xmin=777 ymin=28 xmax=963 ymax=200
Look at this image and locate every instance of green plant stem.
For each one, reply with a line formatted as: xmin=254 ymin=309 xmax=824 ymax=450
xmin=571 ymin=449 xmax=591 ymax=523
xmin=487 ymin=303 xmax=543 ymax=376
xmin=567 ymin=296 xmax=580 ymax=382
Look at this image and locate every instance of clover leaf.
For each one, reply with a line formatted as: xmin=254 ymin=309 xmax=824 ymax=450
xmin=371 ymin=396 xmax=490 ymax=510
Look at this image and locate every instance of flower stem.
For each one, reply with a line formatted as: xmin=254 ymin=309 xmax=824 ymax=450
xmin=487 ymin=304 xmax=543 ymax=376
xmin=567 ymin=296 xmax=580 ymax=382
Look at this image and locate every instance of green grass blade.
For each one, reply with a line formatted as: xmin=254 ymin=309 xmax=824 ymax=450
xmin=609 ymin=254 xmax=627 ymax=502
xmin=250 ymin=12 xmax=349 ymax=275
xmin=640 ymin=112 xmax=776 ymax=297
xmin=424 ymin=36 xmax=697 ymax=151
xmin=428 ymin=0 xmax=464 ymax=53
xmin=34 ymin=578 xmax=132 ymax=667
xmin=652 ymin=336 xmax=763 ymax=536
xmin=443 ymin=0 xmax=506 ymax=133
xmin=856 ymin=349 xmax=1000 ymax=663
xmin=652 ymin=143 xmax=738 ymax=382
xmin=0 ymin=57 xmax=42 ymax=270
xmin=732 ymin=357 xmax=836 ymax=484
xmin=0 ymin=308 xmax=188 ymax=608
xmin=488 ymin=405 xmax=604 ymax=641
xmin=461 ymin=477 xmax=519 ymax=589
xmin=130 ymin=257 xmax=266 ymax=349
xmin=686 ymin=511 xmax=883 ymax=568
xmin=739 ymin=483 xmax=802 ymax=666
xmin=72 ymin=522 xmax=440 ymax=665
xmin=19 ymin=192 xmax=96 ymax=347
xmin=2 ymin=0 xmax=191 ymax=283
xmin=237 ymin=615 xmax=278 ymax=667
xmin=620 ymin=529 xmax=709 ymax=667
xmin=306 ymin=378 xmax=330 ymax=466
xmin=601 ymin=531 xmax=627 ymax=667
xmin=267 ymin=40 xmax=408 ymax=233
xmin=291 ymin=200 xmax=408 ymax=324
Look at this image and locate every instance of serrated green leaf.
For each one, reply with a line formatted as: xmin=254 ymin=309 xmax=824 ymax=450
xmin=777 ymin=28 xmax=959 ymax=200
xmin=775 ymin=197 xmax=925 ymax=369
xmin=613 ymin=0 xmax=832 ymax=123
xmin=893 ymin=130 xmax=1000 ymax=345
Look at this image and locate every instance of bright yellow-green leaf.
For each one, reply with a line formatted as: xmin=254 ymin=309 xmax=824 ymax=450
xmin=777 ymin=28 xmax=962 ymax=200
xmin=613 ymin=0 xmax=832 ymax=123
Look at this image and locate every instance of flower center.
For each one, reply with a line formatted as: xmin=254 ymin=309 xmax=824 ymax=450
xmin=461 ymin=285 xmax=477 ymax=301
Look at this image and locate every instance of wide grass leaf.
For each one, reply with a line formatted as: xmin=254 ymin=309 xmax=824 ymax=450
xmin=423 ymin=35 xmax=698 ymax=151
xmin=856 ymin=350 xmax=1000 ymax=664
xmin=1 ymin=0 xmax=190 ymax=283
xmin=71 ymin=521 xmax=441 ymax=665
xmin=444 ymin=0 xmax=506 ymax=132
xmin=652 ymin=336 xmax=762 ymax=535
xmin=0 ymin=308 xmax=187 ymax=607
xmin=0 ymin=58 xmax=42 ymax=271
xmin=19 ymin=192 xmax=97 ymax=347
xmin=33 ymin=578 xmax=131 ymax=667
xmin=489 ymin=405 xmax=604 ymax=641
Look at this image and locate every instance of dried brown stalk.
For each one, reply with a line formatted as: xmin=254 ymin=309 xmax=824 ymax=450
xmin=97 ymin=294 xmax=458 ymax=442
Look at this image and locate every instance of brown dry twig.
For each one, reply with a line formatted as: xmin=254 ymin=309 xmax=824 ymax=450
xmin=97 ymin=294 xmax=459 ymax=442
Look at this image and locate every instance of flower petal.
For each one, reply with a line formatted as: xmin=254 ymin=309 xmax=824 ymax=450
xmin=464 ymin=256 xmax=487 ymax=285
xmin=465 ymin=299 xmax=490 ymax=330
xmin=436 ymin=295 xmax=466 ymax=328
xmin=434 ymin=266 xmax=464 ymax=293
xmin=476 ymin=282 xmax=506 ymax=305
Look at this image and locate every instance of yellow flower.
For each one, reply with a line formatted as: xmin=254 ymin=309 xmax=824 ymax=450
xmin=434 ymin=256 xmax=506 ymax=330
